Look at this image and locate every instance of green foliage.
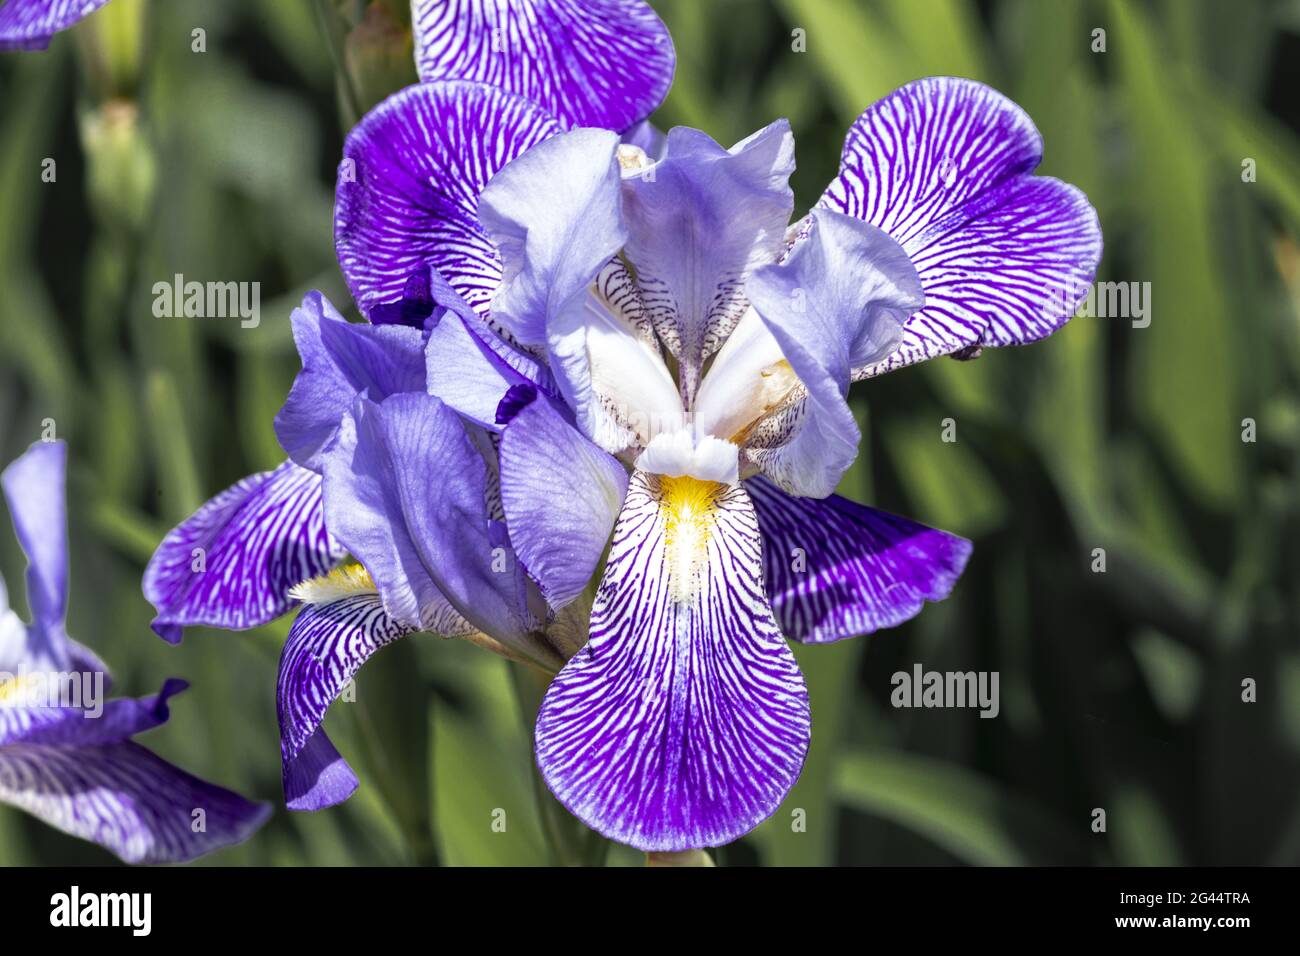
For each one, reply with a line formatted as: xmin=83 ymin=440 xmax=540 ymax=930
xmin=0 ymin=0 xmax=1297 ymax=866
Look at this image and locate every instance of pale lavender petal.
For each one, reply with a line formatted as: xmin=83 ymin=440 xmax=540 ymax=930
xmin=320 ymin=394 xmax=558 ymax=667
xmin=278 ymin=595 xmax=422 ymax=811
xmin=621 ymin=121 xmax=795 ymax=398
xmin=412 ymin=0 xmax=674 ymax=131
xmin=742 ymin=209 xmax=923 ymax=497
xmin=274 ymin=291 xmax=427 ymax=471
xmin=425 ymin=311 xmax=546 ymax=429
xmin=498 ymin=389 xmax=628 ymax=608
xmin=819 ymin=76 xmax=1102 ymax=375
xmin=1 ymin=441 xmax=69 ymax=662
xmin=536 ymin=472 xmax=810 ymax=851
xmin=747 ymin=476 xmax=972 ymax=643
xmin=0 ymin=0 xmax=109 ymax=51
xmin=143 ymin=462 xmax=345 ymax=642
xmin=335 ymin=81 xmax=561 ymax=327
xmin=283 ymin=727 xmax=358 ymax=812
xmin=478 ymin=127 xmax=626 ymax=348
xmin=0 ymin=741 xmax=270 ymax=863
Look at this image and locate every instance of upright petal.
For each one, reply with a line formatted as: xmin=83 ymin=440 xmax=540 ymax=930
xmin=274 ymin=291 xmax=428 ymax=471
xmin=747 ymin=477 xmax=972 ymax=643
xmin=498 ymin=390 xmax=628 ymax=608
xmin=277 ymin=580 xmax=434 ymax=810
xmin=0 ymin=741 xmax=269 ymax=864
xmin=536 ymin=472 xmax=810 ymax=851
xmin=742 ymin=209 xmax=924 ymax=497
xmin=621 ymin=120 xmax=795 ymax=399
xmin=1 ymin=441 xmax=69 ymax=663
xmin=0 ymin=0 xmax=109 ymax=51
xmin=320 ymin=393 xmax=559 ymax=668
xmin=335 ymin=81 xmax=561 ymax=327
xmin=477 ymin=127 xmax=626 ymax=348
xmin=143 ymin=462 xmax=345 ymax=642
xmin=819 ymin=76 xmax=1101 ymax=375
xmin=412 ymin=0 xmax=674 ymax=131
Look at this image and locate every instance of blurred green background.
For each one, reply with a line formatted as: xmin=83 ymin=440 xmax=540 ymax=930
xmin=1 ymin=0 xmax=1298 ymax=866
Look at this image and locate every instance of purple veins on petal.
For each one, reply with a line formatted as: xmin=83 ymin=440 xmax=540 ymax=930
xmin=143 ymin=461 xmax=345 ymax=642
xmin=0 ymin=0 xmax=111 ymax=52
xmin=536 ymin=472 xmax=810 ymax=852
xmin=411 ymin=0 xmax=675 ymax=132
xmin=747 ymin=476 xmax=972 ymax=644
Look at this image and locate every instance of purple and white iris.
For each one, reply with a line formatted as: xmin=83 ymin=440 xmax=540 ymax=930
xmin=1 ymin=442 xmax=269 ymax=863
xmin=145 ymin=0 xmax=1100 ymax=852
xmin=0 ymin=0 xmax=110 ymax=51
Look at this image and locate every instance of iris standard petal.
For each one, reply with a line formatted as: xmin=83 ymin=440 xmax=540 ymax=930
xmin=336 ymin=80 xmax=561 ymax=324
xmin=425 ymin=310 xmax=549 ymax=429
xmin=274 ymin=291 xmax=428 ymax=471
xmin=320 ymin=393 xmax=558 ymax=667
xmin=143 ymin=461 xmax=345 ymax=642
xmin=1 ymin=441 xmax=69 ymax=661
xmin=0 ymin=0 xmax=109 ymax=51
xmin=744 ymin=209 xmax=924 ymax=497
xmin=478 ymin=127 xmax=626 ymax=348
xmin=277 ymin=590 xmax=422 ymax=810
xmin=411 ymin=0 xmax=674 ymax=131
xmin=819 ymin=76 xmax=1102 ymax=376
xmin=0 ymin=741 xmax=270 ymax=864
xmin=621 ymin=120 xmax=795 ymax=399
xmin=536 ymin=472 xmax=810 ymax=851
xmin=747 ymin=476 xmax=972 ymax=643
xmin=498 ymin=390 xmax=628 ymax=608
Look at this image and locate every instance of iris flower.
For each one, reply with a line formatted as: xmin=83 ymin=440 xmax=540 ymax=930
xmin=1 ymin=442 xmax=269 ymax=863
xmin=146 ymin=0 xmax=1100 ymax=852
xmin=0 ymin=0 xmax=111 ymax=51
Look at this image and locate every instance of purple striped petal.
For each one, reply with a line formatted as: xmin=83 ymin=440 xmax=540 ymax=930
xmin=0 ymin=0 xmax=109 ymax=51
xmin=0 ymin=741 xmax=269 ymax=863
xmin=819 ymin=76 xmax=1101 ymax=376
xmin=2 ymin=442 xmax=69 ymax=663
xmin=747 ymin=476 xmax=972 ymax=643
xmin=274 ymin=291 xmax=428 ymax=472
xmin=498 ymin=391 xmax=628 ymax=608
xmin=278 ymin=592 xmax=419 ymax=810
xmin=621 ymin=121 xmax=795 ymax=398
xmin=0 ymin=678 xmax=184 ymax=747
xmin=143 ymin=462 xmax=345 ymax=642
xmin=412 ymin=0 xmax=674 ymax=131
xmin=740 ymin=209 xmax=923 ymax=497
xmin=536 ymin=472 xmax=810 ymax=851
xmin=335 ymin=81 xmax=561 ymax=327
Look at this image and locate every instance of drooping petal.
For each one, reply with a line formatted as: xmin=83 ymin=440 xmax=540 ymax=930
xmin=0 ymin=677 xmax=185 ymax=747
xmin=412 ymin=0 xmax=674 ymax=131
xmin=536 ymin=472 xmax=810 ymax=851
xmin=747 ymin=476 xmax=972 ymax=643
xmin=498 ymin=390 xmax=628 ymax=608
xmin=277 ymin=589 xmax=420 ymax=811
xmin=0 ymin=741 xmax=269 ymax=864
xmin=143 ymin=462 xmax=345 ymax=642
xmin=274 ymin=291 xmax=428 ymax=471
xmin=478 ymin=127 xmax=626 ymax=348
xmin=0 ymin=0 xmax=109 ymax=51
xmin=621 ymin=120 xmax=796 ymax=398
xmin=819 ymin=76 xmax=1102 ymax=375
xmin=1 ymin=441 xmax=69 ymax=663
xmin=320 ymin=394 xmax=558 ymax=667
xmin=742 ymin=209 xmax=924 ymax=497
xmin=335 ymin=81 xmax=561 ymax=326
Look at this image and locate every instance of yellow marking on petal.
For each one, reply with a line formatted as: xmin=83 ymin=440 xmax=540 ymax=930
xmin=0 ymin=672 xmax=40 ymax=705
xmin=289 ymin=563 xmax=377 ymax=606
xmin=658 ymin=475 xmax=724 ymax=606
